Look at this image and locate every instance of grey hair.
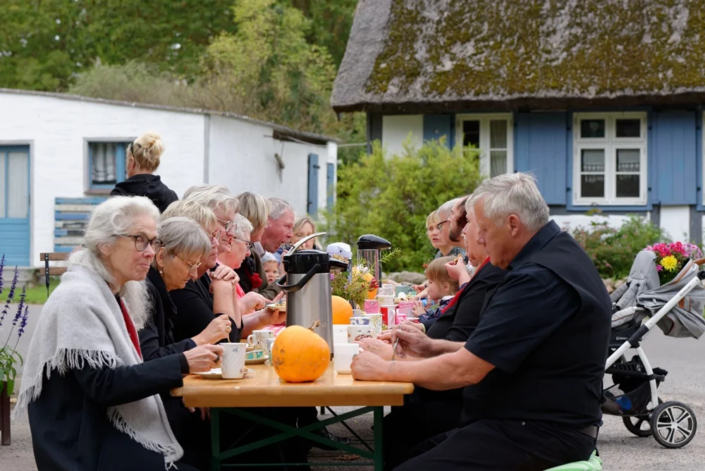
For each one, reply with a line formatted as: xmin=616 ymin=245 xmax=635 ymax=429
xmin=236 ymin=192 xmax=270 ymax=233
xmin=232 ymin=213 xmax=253 ymax=239
xmin=155 ymin=217 xmax=211 ymax=269
xmin=437 ymin=198 xmax=458 ymax=219
xmin=469 ymin=173 xmax=549 ymax=232
xmin=161 ymin=200 xmax=217 ymax=232
xmin=68 ymin=196 xmax=159 ymax=330
xmin=464 ymin=194 xmax=475 ymax=219
xmin=183 ymin=184 xmax=239 ymax=215
xmin=268 ymin=197 xmax=294 ymax=221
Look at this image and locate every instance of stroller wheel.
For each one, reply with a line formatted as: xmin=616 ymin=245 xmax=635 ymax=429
xmin=623 ymin=415 xmax=653 ymax=437
xmin=650 ymin=401 xmax=697 ymax=448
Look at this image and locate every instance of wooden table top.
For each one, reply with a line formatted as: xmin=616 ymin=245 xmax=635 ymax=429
xmin=172 ymin=363 xmax=414 ymax=408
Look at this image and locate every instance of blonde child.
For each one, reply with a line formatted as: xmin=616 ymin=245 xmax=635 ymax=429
xmin=412 ymin=256 xmax=460 ymax=330
xmin=262 ymin=252 xmax=281 ymax=285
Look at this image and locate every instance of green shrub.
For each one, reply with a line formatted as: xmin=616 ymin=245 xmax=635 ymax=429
xmin=570 ymin=213 xmax=667 ymax=279
xmin=323 ymin=138 xmax=481 ymax=272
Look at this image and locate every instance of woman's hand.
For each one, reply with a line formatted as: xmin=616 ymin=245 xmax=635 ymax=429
xmin=358 ymin=338 xmax=394 ymax=361
xmin=444 ymin=258 xmax=465 ymax=281
xmin=210 ymin=265 xmax=238 ymax=283
xmin=183 ymin=344 xmax=224 ymax=373
xmin=412 ymin=301 xmax=426 ymax=316
xmin=241 ymin=292 xmax=267 ymax=314
xmin=192 ymin=314 xmax=232 ymax=345
xmin=258 ymin=304 xmax=287 ymax=326
xmin=412 ymin=282 xmax=427 ymax=293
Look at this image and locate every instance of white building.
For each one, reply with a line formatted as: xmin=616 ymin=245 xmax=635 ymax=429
xmin=0 ymin=88 xmax=338 ymax=268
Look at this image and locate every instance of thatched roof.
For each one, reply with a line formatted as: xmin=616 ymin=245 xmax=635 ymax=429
xmin=332 ymin=0 xmax=705 ymax=114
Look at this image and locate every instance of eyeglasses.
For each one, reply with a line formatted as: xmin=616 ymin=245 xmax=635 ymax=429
xmin=234 ymin=238 xmax=255 ymax=250
xmin=436 ymin=220 xmax=450 ymax=231
xmin=115 ymin=234 xmax=162 ymax=252
xmin=175 ymin=254 xmax=202 ymax=272
xmin=216 ymin=218 xmax=235 ymax=232
xmin=209 ymin=229 xmax=222 ymax=242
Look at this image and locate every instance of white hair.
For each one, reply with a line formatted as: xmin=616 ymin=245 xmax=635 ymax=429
xmin=69 ymin=196 xmax=159 ymax=329
xmin=157 ymin=217 xmax=211 ymax=263
xmin=469 ymin=173 xmax=549 ymax=232
xmin=183 ymin=184 xmax=239 ymax=215
xmin=437 ymin=198 xmax=458 ymax=219
xmin=268 ymin=197 xmax=294 ymax=221
xmin=232 ymin=213 xmax=253 ymax=239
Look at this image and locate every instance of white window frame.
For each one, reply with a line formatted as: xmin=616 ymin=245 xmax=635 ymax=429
xmin=456 ymin=113 xmax=514 ymax=177
xmin=573 ymin=112 xmax=647 ymax=206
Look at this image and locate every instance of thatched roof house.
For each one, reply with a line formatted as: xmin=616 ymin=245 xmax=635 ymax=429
xmin=333 ymin=0 xmax=705 ymax=114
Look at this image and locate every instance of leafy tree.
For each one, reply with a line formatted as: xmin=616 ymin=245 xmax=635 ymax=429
xmin=324 ymin=139 xmax=482 ymax=272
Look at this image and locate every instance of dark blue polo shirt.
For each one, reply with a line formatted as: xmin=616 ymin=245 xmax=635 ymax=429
xmin=462 ymin=221 xmax=611 ymax=429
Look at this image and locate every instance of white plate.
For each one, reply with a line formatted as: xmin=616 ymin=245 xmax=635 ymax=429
xmin=246 ymin=356 xmax=268 ymax=365
xmin=266 ymin=303 xmax=287 ymax=312
xmin=195 ymin=368 xmax=252 ymax=380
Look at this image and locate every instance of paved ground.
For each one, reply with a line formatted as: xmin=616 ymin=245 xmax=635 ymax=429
xmin=2 ymin=306 xmax=705 ymax=470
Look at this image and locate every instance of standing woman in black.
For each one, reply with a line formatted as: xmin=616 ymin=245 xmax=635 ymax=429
xmin=111 ymin=131 xmax=179 ymax=212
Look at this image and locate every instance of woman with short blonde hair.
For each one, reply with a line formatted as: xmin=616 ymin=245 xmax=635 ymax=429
xmin=111 ymin=131 xmax=179 ymax=213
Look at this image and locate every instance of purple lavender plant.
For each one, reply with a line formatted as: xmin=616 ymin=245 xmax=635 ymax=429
xmin=0 ymin=254 xmax=5 ymax=294
xmin=17 ymin=304 xmax=29 ymax=338
xmin=12 ymin=286 xmax=26 ymax=326
xmin=0 ymin=265 xmax=18 ymax=327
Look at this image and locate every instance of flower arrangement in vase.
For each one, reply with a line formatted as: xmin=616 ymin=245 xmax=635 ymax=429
xmin=644 ymin=242 xmax=703 ymax=285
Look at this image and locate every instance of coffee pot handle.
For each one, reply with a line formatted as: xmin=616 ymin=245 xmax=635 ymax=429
xmin=276 ymin=263 xmax=321 ymax=293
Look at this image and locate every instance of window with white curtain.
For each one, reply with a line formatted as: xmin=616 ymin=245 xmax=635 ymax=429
xmin=89 ymin=142 xmax=129 ymax=189
xmin=573 ymin=113 xmax=647 ymax=206
xmin=456 ymin=114 xmax=513 ymax=177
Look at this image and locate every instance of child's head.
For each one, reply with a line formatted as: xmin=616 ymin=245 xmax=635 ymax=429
xmin=425 ymin=256 xmax=460 ymax=300
xmin=262 ymin=252 xmax=280 ymax=284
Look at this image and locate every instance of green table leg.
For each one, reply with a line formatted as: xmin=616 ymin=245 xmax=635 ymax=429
xmin=211 ymin=408 xmax=221 ymax=471
xmin=374 ymin=407 xmax=384 ymax=471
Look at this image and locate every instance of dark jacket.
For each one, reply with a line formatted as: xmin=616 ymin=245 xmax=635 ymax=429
xmin=28 ymin=356 xmax=190 ymax=471
xmin=111 ymin=174 xmax=178 ymax=213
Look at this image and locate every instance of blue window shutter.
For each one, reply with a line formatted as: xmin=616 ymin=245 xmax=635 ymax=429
xmin=326 ymin=162 xmax=335 ymax=211
xmin=0 ymin=146 xmax=31 ymax=266
xmin=423 ymin=115 xmax=453 ymax=147
xmin=116 ymin=143 xmax=127 ymax=183
xmin=652 ymin=111 xmax=697 ymax=205
xmin=514 ymin=112 xmax=568 ymax=205
xmin=307 ymin=154 xmax=319 ymax=216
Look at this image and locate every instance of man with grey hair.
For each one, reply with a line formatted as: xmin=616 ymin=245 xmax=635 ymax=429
xmin=260 ymin=197 xmax=295 ymax=253
xmin=352 ymin=173 xmax=611 ymax=470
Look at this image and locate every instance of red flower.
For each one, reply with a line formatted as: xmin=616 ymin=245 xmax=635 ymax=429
xmin=251 ymin=273 xmax=263 ymax=290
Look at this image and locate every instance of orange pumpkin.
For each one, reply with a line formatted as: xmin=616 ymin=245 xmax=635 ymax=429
xmin=272 ymin=324 xmax=330 ymax=383
xmin=332 ymin=295 xmax=353 ymax=324
xmin=363 ymin=272 xmax=378 ymax=299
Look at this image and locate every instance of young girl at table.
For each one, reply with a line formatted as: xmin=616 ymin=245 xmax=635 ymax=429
xmin=412 ymin=256 xmax=460 ymax=330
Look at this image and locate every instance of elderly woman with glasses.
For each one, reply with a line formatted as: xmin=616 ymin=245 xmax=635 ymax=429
xmin=13 ymin=197 xmax=222 ymax=471
xmin=433 ymin=200 xmax=467 ymax=259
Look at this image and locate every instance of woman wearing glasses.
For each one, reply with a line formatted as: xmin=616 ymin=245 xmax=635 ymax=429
xmin=432 ymin=200 xmax=466 ymax=259
xmin=14 ymin=197 xmax=220 ymax=471
xmin=110 ymin=132 xmax=179 ymax=213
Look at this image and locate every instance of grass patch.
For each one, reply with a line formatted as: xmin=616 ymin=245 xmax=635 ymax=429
xmin=0 ymin=279 xmax=60 ymax=305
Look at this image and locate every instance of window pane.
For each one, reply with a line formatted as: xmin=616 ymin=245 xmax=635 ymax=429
xmin=581 ymin=149 xmax=605 ymax=172
xmin=616 ymin=149 xmax=640 ymax=172
xmin=616 ymin=119 xmax=641 ymax=138
xmin=489 ymin=120 xmax=507 ymax=148
xmin=616 ymin=175 xmax=640 ymax=198
xmin=0 ymin=153 xmax=5 ymax=217
xmin=580 ymin=119 xmax=605 ymax=138
xmin=90 ymin=142 xmax=117 ymax=185
xmin=462 ymin=120 xmax=480 ymax=148
xmin=581 ymin=175 xmax=605 ymax=198
xmin=490 ymin=150 xmax=507 ymax=177
xmin=8 ymin=152 xmax=29 ymax=218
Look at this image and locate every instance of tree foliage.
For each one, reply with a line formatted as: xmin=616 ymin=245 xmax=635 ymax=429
xmin=324 ymin=139 xmax=482 ymax=272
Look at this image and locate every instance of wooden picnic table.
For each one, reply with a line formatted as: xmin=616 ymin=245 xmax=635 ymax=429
xmin=172 ymin=363 xmax=414 ymax=470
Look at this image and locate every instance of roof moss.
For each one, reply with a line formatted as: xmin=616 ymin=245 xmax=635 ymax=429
xmin=361 ymin=0 xmax=705 ymax=103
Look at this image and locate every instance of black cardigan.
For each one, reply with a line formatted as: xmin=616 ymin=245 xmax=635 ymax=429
xmin=28 ymin=356 xmax=189 ymax=471
xmin=110 ymin=174 xmax=178 ymax=213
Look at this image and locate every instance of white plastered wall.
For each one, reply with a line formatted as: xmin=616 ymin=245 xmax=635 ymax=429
xmin=660 ymin=206 xmax=690 ymax=241
xmin=382 ymin=115 xmax=423 ymax=158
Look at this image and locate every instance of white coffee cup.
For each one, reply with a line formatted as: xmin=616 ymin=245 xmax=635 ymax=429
xmin=247 ymin=330 xmax=274 ymax=351
xmin=333 ymin=325 xmax=348 ymax=345
xmin=221 ymin=343 xmax=247 ymax=379
xmin=347 ymin=324 xmax=372 ymax=343
xmin=334 ymin=343 xmax=361 ymax=374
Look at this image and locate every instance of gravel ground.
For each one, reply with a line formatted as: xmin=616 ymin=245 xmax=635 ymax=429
xmin=2 ymin=309 xmax=704 ymax=470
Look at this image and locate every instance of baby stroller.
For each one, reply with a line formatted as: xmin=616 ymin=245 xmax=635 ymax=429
xmin=602 ymin=251 xmax=705 ymax=448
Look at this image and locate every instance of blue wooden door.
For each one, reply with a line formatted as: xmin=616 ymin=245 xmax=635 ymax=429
xmin=0 ymin=146 xmax=30 ymax=266
xmin=307 ymin=154 xmax=319 ymax=216
xmin=327 ymin=162 xmax=335 ymax=211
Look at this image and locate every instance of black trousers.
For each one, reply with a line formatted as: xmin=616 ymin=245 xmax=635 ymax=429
xmin=394 ymin=419 xmax=596 ymax=471
xmin=383 ymin=401 xmax=463 ymax=470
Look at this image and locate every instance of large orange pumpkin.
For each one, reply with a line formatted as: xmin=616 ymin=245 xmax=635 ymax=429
xmin=332 ymin=295 xmax=353 ymax=324
xmin=271 ymin=324 xmax=330 ymax=383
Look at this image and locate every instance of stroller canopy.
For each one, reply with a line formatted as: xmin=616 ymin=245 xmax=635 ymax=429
xmin=610 ymin=250 xmax=705 ymax=339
